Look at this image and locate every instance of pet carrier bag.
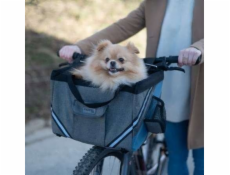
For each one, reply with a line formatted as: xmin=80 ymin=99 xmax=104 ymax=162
xmin=50 ymin=56 xmax=166 ymax=151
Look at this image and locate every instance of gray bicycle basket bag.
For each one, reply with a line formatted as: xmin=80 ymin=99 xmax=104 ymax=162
xmin=50 ymin=59 xmax=164 ymax=151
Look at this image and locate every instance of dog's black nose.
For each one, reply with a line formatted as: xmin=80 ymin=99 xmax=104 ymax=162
xmin=110 ymin=61 xmax=116 ymax=67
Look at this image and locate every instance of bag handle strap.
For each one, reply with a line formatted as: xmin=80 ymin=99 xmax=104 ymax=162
xmin=67 ymin=75 xmax=117 ymax=108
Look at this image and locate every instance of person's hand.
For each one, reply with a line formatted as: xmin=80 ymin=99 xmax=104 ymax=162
xmin=59 ymin=45 xmax=81 ymax=63
xmin=178 ymin=47 xmax=202 ymax=67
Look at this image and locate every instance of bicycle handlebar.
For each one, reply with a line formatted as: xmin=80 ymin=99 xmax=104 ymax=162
xmin=154 ymin=55 xmax=202 ymax=65
xmin=57 ymin=52 xmax=202 ymax=66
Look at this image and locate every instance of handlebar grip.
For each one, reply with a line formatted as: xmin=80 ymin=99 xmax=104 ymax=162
xmin=165 ymin=56 xmax=178 ymax=63
xmin=194 ymin=55 xmax=202 ymax=65
xmin=72 ymin=52 xmax=87 ymax=60
xmin=167 ymin=55 xmax=201 ymax=65
xmin=154 ymin=56 xmax=178 ymax=64
xmin=72 ymin=52 xmax=79 ymax=60
xmin=154 ymin=55 xmax=202 ymax=65
xmin=56 ymin=51 xmax=85 ymax=60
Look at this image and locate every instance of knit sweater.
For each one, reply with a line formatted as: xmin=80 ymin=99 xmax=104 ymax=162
xmin=156 ymin=0 xmax=195 ymax=122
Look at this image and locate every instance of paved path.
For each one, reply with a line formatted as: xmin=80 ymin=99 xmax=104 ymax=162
xmin=25 ymin=121 xmax=194 ymax=175
xmin=26 ymin=127 xmax=92 ymax=175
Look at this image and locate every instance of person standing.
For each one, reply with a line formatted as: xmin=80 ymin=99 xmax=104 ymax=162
xmin=59 ymin=0 xmax=204 ymax=174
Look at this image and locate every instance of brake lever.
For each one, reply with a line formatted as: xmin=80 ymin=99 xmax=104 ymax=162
xmin=166 ymin=67 xmax=185 ymax=73
xmin=155 ymin=58 xmax=185 ymax=73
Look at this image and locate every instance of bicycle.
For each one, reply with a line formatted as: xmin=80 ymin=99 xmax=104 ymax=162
xmin=56 ymin=53 xmax=201 ymax=175
xmin=65 ymin=53 xmax=201 ymax=175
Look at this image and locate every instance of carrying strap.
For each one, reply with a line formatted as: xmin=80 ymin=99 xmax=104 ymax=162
xmin=67 ymin=75 xmax=118 ymax=108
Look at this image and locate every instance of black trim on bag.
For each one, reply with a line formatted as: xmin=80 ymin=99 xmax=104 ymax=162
xmin=51 ymin=69 xmax=164 ymax=95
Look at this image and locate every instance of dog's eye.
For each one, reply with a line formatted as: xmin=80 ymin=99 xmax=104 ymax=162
xmin=105 ymin=57 xmax=110 ymax=63
xmin=118 ymin=58 xmax=124 ymax=63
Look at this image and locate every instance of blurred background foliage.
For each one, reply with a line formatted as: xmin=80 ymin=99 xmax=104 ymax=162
xmin=25 ymin=0 xmax=146 ymax=122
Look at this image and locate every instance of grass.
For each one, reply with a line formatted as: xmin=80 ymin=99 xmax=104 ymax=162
xmin=25 ymin=0 xmax=146 ymax=122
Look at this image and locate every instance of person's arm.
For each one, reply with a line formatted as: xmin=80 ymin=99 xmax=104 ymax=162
xmin=59 ymin=1 xmax=145 ymax=62
xmin=178 ymin=39 xmax=204 ymax=67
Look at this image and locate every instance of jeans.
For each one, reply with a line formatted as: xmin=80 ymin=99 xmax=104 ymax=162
xmin=165 ymin=120 xmax=204 ymax=175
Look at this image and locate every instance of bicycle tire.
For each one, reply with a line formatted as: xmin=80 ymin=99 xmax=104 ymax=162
xmin=73 ymin=146 xmax=123 ymax=175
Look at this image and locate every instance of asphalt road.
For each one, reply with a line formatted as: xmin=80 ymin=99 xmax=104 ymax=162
xmin=26 ymin=128 xmax=92 ymax=175
xmin=25 ymin=121 xmax=193 ymax=175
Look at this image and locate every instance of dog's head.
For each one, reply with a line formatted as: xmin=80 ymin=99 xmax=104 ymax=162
xmin=91 ymin=40 xmax=141 ymax=76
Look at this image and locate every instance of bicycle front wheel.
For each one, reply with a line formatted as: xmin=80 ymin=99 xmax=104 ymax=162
xmin=73 ymin=146 xmax=124 ymax=175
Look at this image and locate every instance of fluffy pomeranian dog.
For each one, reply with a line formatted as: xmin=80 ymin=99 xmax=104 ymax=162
xmin=71 ymin=40 xmax=147 ymax=91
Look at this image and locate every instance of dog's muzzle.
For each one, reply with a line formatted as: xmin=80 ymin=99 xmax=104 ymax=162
xmin=108 ymin=67 xmax=124 ymax=73
xmin=107 ymin=61 xmax=124 ymax=73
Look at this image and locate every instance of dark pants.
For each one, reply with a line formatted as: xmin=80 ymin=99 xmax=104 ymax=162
xmin=165 ymin=120 xmax=204 ymax=175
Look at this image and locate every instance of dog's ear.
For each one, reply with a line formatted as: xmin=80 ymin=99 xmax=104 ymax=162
xmin=97 ymin=40 xmax=112 ymax=52
xmin=126 ymin=42 xmax=139 ymax=54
